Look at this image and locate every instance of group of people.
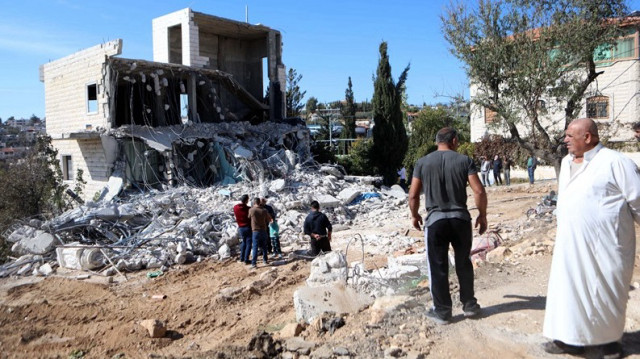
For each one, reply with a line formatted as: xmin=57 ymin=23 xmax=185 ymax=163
xmin=233 ymin=196 xmax=333 ymax=268
xmin=233 ymin=196 xmax=283 ymax=268
xmin=232 ymin=119 xmax=640 ymax=358
xmin=410 ymin=120 xmax=639 ymax=358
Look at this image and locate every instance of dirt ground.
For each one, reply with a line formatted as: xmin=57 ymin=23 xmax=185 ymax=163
xmin=2 ymin=182 xmax=640 ymax=359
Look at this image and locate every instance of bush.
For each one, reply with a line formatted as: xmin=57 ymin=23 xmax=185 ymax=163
xmin=337 ymin=138 xmax=376 ymax=176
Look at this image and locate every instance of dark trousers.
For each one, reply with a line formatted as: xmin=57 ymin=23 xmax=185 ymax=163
xmin=271 ymin=235 xmax=282 ymax=255
xmin=426 ymin=218 xmax=477 ymax=317
xmin=238 ymin=226 xmax=252 ymax=262
xmin=528 ymin=167 xmax=535 ymax=184
xmin=251 ymin=231 xmax=268 ymax=265
xmin=309 ymin=236 xmax=332 ymax=256
xmin=493 ymin=170 xmax=502 ymax=185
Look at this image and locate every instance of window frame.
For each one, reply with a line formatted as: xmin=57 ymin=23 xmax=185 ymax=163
xmin=61 ymin=155 xmax=73 ymax=181
xmin=586 ymin=96 xmax=609 ymax=119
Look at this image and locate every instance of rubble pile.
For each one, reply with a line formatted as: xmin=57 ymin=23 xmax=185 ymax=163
xmin=0 ymin=161 xmax=412 ymax=278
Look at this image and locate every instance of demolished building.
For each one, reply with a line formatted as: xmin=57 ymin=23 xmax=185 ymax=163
xmin=40 ymin=8 xmax=298 ymax=200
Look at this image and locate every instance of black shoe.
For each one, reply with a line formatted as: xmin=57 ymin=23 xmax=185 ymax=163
xmin=598 ymin=342 xmax=622 ymax=359
xmin=463 ymin=302 xmax=481 ymax=318
xmin=542 ymin=340 xmax=585 ymax=355
xmin=426 ymin=308 xmax=451 ymax=325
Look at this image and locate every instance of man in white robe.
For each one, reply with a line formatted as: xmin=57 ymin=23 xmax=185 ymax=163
xmin=543 ymin=118 xmax=640 ymax=358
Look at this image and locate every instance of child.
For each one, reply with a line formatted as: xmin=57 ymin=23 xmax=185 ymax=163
xmin=269 ymin=220 xmax=282 ymax=259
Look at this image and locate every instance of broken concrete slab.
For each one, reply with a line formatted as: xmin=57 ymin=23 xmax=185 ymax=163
xmin=316 ymin=194 xmax=340 ymax=208
xmin=11 ymin=231 xmax=56 ymax=255
xmin=320 ymin=166 xmax=344 ymax=179
xmin=293 ymin=282 xmax=374 ymax=324
xmin=307 ymin=252 xmax=348 ymax=287
xmin=387 ymin=253 xmax=428 ymax=276
xmin=337 ymin=188 xmax=361 ymax=205
xmin=387 ymin=185 xmax=407 ymax=200
xmin=7 ymin=225 xmax=37 ymax=243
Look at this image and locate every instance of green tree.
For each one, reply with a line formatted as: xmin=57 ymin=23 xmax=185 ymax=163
xmin=305 ymin=97 xmax=318 ymax=119
xmin=286 ymin=68 xmax=306 ymax=117
xmin=371 ymin=42 xmax=410 ymax=185
xmin=442 ymin=0 xmax=628 ymax=172
xmin=342 ymin=77 xmax=357 ymax=139
xmin=403 ymin=107 xmax=454 ymax=174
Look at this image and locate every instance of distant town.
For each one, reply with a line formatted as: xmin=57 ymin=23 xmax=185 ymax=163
xmin=0 ymin=115 xmax=46 ymax=161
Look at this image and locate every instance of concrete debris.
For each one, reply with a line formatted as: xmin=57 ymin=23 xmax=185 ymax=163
xmin=11 ymin=230 xmax=57 ymax=256
xmin=247 ymin=331 xmax=283 ymax=357
xmin=283 ymin=337 xmax=316 ymax=355
xmin=293 ymin=282 xmax=374 ymax=324
xmin=307 ymin=252 xmax=348 ymax=287
xmin=370 ymin=296 xmax=419 ymax=324
xmin=139 ymin=319 xmax=166 ymax=338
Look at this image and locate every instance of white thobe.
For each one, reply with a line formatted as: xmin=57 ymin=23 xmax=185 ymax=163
xmin=543 ymin=144 xmax=640 ymax=345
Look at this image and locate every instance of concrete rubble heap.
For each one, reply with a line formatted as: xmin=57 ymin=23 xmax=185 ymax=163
xmin=0 ymin=123 xmax=416 ymax=278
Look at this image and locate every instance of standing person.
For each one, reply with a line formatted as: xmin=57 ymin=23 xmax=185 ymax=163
xmin=233 ymin=194 xmax=252 ymax=264
xmin=409 ymin=127 xmax=488 ymax=325
xmin=261 ymin=198 xmax=276 ymax=254
xmin=480 ymin=157 xmax=491 ymax=187
xmin=527 ymin=155 xmax=537 ymax=184
xmin=542 ymin=118 xmax=640 ymax=358
xmin=503 ymin=157 xmax=512 ymax=186
xmin=492 ymin=155 xmax=502 ymax=185
xmin=397 ymin=167 xmax=408 ymax=192
xmin=269 ymin=219 xmax=283 ymax=259
xmin=633 ymin=121 xmax=640 ymax=141
xmin=248 ymin=198 xmax=271 ymax=268
xmin=303 ymin=200 xmax=333 ymax=256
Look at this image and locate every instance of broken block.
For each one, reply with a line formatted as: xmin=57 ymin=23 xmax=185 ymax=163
xmin=337 ymin=188 xmax=361 ymax=205
xmin=293 ymin=283 xmax=373 ymax=324
xmin=11 ymin=231 xmax=56 ymax=255
xmin=140 ymin=319 xmax=166 ymax=338
xmin=316 ymin=194 xmax=340 ymax=208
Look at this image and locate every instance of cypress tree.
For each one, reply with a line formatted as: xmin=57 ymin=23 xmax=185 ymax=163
xmin=342 ymin=77 xmax=357 ymax=139
xmin=371 ymin=42 xmax=409 ymax=186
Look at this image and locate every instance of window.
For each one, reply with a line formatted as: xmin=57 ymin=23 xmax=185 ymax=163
xmin=62 ymin=155 xmax=72 ymax=181
xmin=484 ymin=107 xmax=497 ymax=123
xmin=586 ymin=96 xmax=609 ymax=119
xmin=594 ymin=28 xmax=638 ymax=65
xmin=87 ymin=84 xmax=98 ymax=113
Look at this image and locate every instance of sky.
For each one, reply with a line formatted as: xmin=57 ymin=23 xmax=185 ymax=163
xmin=1 ymin=0 xmax=640 ymax=121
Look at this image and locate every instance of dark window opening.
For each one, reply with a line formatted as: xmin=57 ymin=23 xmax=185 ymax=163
xmin=87 ymin=84 xmax=98 ymax=113
xmin=62 ymin=155 xmax=72 ymax=180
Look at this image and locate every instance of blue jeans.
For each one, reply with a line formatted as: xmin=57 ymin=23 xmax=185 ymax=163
xmin=238 ymin=226 xmax=252 ymax=262
xmin=251 ymin=231 xmax=268 ymax=265
xmin=527 ymin=167 xmax=535 ymax=184
xmin=271 ymin=235 xmax=282 ymax=255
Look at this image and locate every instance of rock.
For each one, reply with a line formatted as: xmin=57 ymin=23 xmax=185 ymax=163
xmin=334 ymin=347 xmax=350 ymax=356
xmin=38 ymin=263 xmax=54 ymax=276
xmin=337 ymin=188 xmax=361 ymax=205
xmin=139 ymin=319 xmax=166 ymax=338
xmin=217 ymin=287 xmax=242 ymax=301
xmin=279 ymin=322 xmax=304 ymax=338
xmin=218 ymin=244 xmax=231 ymax=259
xmin=385 ymin=346 xmax=403 ymax=358
xmin=293 ymin=283 xmax=374 ymax=324
xmin=486 ymin=247 xmax=512 ymax=263
xmin=11 ymin=230 xmax=56 ymax=255
xmin=324 ymin=251 xmax=347 ymax=269
xmin=406 ymin=351 xmax=426 ymax=359
xmin=310 ymin=344 xmax=333 ymax=359
xmin=284 ymin=337 xmax=316 ymax=355
xmin=7 ymin=225 xmax=37 ymax=243
xmin=270 ymin=179 xmax=286 ymax=192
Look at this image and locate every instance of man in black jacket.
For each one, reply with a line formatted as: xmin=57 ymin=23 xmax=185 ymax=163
xmin=303 ymin=200 xmax=332 ymax=256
